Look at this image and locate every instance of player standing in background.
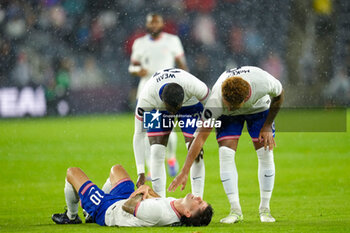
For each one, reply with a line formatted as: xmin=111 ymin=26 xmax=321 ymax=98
xmin=169 ymin=66 xmax=284 ymax=223
xmin=129 ymin=13 xmax=188 ymax=178
xmin=133 ymin=68 xmax=210 ymax=198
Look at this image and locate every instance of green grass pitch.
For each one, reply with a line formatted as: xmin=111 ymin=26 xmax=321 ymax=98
xmin=1 ymin=111 xmax=350 ymax=233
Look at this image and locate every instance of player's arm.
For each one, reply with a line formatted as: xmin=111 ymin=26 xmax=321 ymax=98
xmin=259 ymin=89 xmax=284 ymax=150
xmin=133 ymin=105 xmax=148 ymax=187
xmin=175 ymin=55 xmax=188 ymax=71
xmin=130 ymin=184 xmax=160 ymax=200
xmin=168 ymin=126 xmax=212 ymax=192
xmin=122 ymin=193 xmax=143 ymax=215
xmin=173 ymin=36 xmax=188 ymax=71
xmin=122 ymin=185 xmax=160 ymax=214
xmin=128 ymin=60 xmax=148 ymax=77
xmin=129 ymin=40 xmax=148 ymax=77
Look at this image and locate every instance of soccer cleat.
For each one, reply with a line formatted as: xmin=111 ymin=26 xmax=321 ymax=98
xmin=259 ymin=208 xmax=275 ymax=222
xmin=52 ymin=210 xmax=82 ymax=224
xmin=220 ymin=209 xmax=243 ymax=224
xmin=167 ymin=157 xmax=179 ymax=177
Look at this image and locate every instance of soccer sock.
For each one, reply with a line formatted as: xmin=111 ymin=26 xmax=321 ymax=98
xmin=256 ymin=147 xmax=275 ymax=210
xmin=167 ymin=131 xmax=177 ymax=159
xmin=219 ymin=146 xmax=242 ymax=213
xmin=64 ymin=179 xmax=79 ymax=220
xmin=150 ymin=144 xmax=166 ymax=197
xmin=102 ymin=177 xmax=112 ymax=194
xmin=186 ymin=141 xmax=205 ymax=198
xmin=190 ymin=158 xmax=205 ymax=198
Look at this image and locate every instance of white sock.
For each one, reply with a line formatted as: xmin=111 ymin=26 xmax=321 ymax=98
xmin=219 ymin=146 xmax=241 ymax=213
xmin=257 ymin=147 xmax=275 ymax=210
xmin=102 ymin=177 xmax=112 ymax=194
xmin=190 ymin=158 xmax=205 ymax=198
xmin=167 ymin=131 xmax=177 ymax=159
xmin=150 ymin=144 xmax=166 ymax=197
xmin=64 ymin=179 xmax=79 ymax=220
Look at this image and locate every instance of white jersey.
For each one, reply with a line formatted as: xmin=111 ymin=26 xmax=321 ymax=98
xmin=104 ymin=197 xmax=180 ymax=227
xmin=135 ymin=68 xmax=210 ymax=118
xmin=131 ymin=32 xmax=185 ymax=98
xmin=203 ymin=66 xmax=283 ymax=121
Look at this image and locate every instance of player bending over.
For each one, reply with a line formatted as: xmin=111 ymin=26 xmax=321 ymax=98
xmin=52 ymin=164 xmax=213 ymax=227
xmin=169 ymin=66 xmax=284 ymax=223
xmin=133 ymin=68 xmax=210 ymax=198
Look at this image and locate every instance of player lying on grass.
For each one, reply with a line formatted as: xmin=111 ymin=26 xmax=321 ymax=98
xmin=52 ymin=164 xmax=213 ymax=227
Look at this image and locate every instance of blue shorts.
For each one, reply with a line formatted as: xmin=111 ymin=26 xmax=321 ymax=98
xmin=216 ymin=110 xmax=275 ymax=142
xmin=147 ymin=102 xmax=203 ymax=138
xmin=78 ymin=179 xmax=135 ymax=226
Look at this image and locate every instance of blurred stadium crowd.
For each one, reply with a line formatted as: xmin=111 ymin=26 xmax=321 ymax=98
xmin=0 ymin=0 xmax=349 ymax=114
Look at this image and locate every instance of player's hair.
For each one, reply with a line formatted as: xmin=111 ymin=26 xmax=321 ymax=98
xmin=162 ymin=83 xmax=184 ymax=108
xmin=221 ymin=76 xmax=250 ymax=107
xmin=179 ymin=204 xmax=213 ymax=227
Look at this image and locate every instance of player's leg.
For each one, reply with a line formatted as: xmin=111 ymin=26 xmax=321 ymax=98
xmin=185 ymin=136 xmax=205 ymax=198
xmin=146 ymin=110 xmax=173 ymax=197
xmin=52 ymin=167 xmax=89 ymax=224
xmin=166 ymin=131 xmax=178 ymax=177
xmin=102 ymin=164 xmax=131 ymax=194
xmin=247 ymin=110 xmax=276 ymax=222
xmin=149 ymin=134 xmax=170 ymax=197
xmin=179 ymin=102 xmax=205 ymax=198
xmin=66 ymin=167 xmax=89 ymax=219
xmin=216 ymin=115 xmax=244 ymax=224
xmin=110 ymin=164 xmax=132 ymax=188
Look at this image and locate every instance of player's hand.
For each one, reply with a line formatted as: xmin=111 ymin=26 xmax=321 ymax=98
xmin=130 ymin=184 xmax=150 ymax=200
xmin=168 ymin=171 xmax=188 ymax=192
xmin=258 ymin=125 xmax=276 ymax=150
xmin=138 ymin=68 xmax=148 ymax=77
xmin=136 ymin=173 xmax=146 ymax=188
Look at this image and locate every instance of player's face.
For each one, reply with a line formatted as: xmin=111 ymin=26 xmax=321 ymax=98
xmin=183 ymin=193 xmax=208 ymax=216
xmin=146 ymin=15 xmax=164 ymax=37
xmin=164 ymin=102 xmax=181 ymax=115
xmin=222 ymin=98 xmax=244 ymax=111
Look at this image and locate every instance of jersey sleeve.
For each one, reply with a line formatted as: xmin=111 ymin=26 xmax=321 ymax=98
xmin=134 ymin=199 xmax=163 ymax=224
xmin=172 ymin=36 xmax=185 ymax=58
xmin=263 ymin=70 xmax=283 ymax=97
xmin=135 ymin=97 xmax=156 ymax=120
xmin=130 ymin=39 xmax=142 ymax=63
xmin=186 ymin=74 xmax=210 ymax=104
xmin=202 ymin=86 xmax=223 ymax=121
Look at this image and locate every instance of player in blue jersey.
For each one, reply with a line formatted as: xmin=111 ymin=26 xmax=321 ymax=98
xmin=52 ymin=164 xmax=213 ymax=227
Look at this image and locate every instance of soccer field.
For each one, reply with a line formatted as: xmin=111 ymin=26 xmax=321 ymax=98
xmin=1 ymin=111 xmax=350 ymax=233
